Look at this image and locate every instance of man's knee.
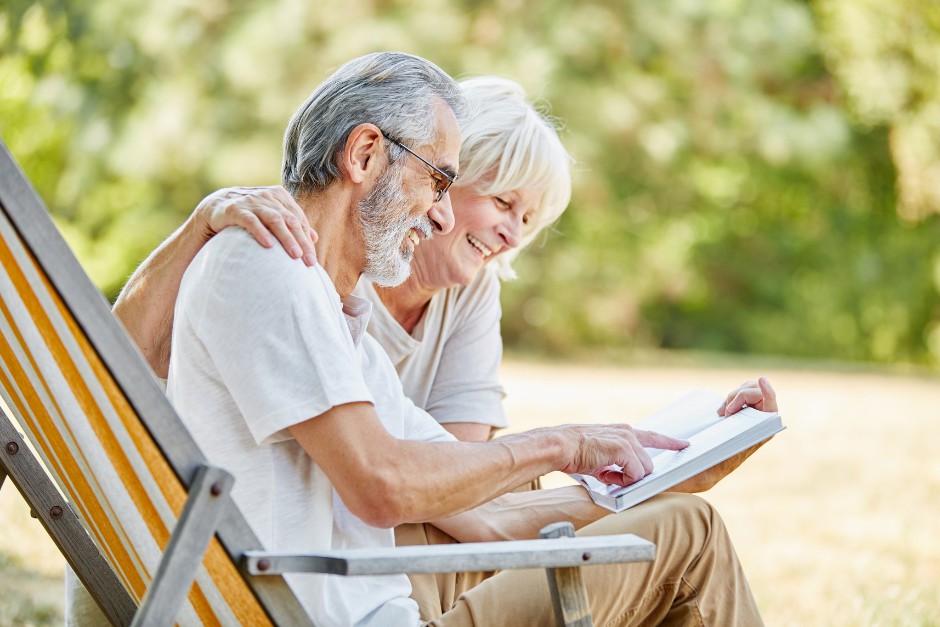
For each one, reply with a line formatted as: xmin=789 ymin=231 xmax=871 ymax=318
xmin=577 ymin=492 xmax=719 ymax=540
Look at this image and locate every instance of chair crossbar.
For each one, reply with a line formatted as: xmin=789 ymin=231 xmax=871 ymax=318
xmin=243 ymin=532 xmax=655 ymax=577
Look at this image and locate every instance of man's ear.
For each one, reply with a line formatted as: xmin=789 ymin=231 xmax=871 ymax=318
xmin=342 ymin=124 xmax=384 ymax=185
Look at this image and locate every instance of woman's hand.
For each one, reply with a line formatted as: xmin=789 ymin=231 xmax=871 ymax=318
xmin=194 ymin=186 xmax=318 ymax=266
xmin=717 ymin=376 xmax=777 ymax=416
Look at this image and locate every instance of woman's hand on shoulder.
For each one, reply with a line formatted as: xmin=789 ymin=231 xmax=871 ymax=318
xmin=194 ymin=185 xmax=318 ymax=266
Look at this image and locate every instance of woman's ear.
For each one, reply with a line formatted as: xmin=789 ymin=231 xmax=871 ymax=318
xmin=342 ymin=124 xmax=384 ymax=185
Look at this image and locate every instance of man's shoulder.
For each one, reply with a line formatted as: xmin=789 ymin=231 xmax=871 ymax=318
xmin=182 ymin=227 xmax=341 ymax=323
xmin=198 ymin=228 xmax=303 ymax=274
xmin=193 ymin=228 xmax=330 ymax=290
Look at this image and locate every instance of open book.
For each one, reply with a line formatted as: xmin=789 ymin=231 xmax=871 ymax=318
xmin=571 ymin=390 xmax=784 ymax=512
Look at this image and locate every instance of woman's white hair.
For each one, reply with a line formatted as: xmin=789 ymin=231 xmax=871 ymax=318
xmin=455 ymin=76 xmax=573 ymax=280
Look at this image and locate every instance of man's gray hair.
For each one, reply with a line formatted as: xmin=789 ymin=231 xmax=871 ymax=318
xmin=282 ymin=52 xmax=470 ymax=196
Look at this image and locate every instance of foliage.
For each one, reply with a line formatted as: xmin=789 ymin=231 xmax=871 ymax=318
xmin=1 ymin=0 xmax=938 ymax=364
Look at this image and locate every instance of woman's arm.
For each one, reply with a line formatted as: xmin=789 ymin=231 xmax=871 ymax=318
xmin=431 ymin=486 xmax=610 ymax=542
xmin=418 ymin=272 xmax=509 ymax=441
xmin=113 ymin=186 xmax=316 ymax=377
xmin=442 ymin=422 xmax=494 ymax=442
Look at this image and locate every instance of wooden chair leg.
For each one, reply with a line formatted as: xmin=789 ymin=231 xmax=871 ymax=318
xmin=540 ymin=522 xmax=593 ymax=627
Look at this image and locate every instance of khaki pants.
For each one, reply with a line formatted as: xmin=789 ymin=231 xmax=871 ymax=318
xmin=396 ymin=493 xmax=762 ymax=627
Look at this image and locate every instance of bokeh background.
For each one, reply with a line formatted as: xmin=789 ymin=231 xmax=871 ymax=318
xmin=2 ymin=0 xmax=939 ymax=625
xmin=3 ymin=0 xmax=940 ymax=365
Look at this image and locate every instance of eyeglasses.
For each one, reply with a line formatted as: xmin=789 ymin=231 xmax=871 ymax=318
xmin=382 ymin=131 xmax=457 ymax=203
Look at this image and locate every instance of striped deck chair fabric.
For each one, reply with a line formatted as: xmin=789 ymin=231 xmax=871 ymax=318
xmin=0 ymin=140 xmax=310 ymax=625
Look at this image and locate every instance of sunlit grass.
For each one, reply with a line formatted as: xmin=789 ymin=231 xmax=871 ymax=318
xmin=0 ymin=484 xmax=64 ymax=626
xmin=501 ymin=357 xmax=940 ymax=626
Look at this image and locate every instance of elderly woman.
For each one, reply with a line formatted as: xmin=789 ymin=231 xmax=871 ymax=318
xmin=115 ymin=77 xmax=586 ymax=444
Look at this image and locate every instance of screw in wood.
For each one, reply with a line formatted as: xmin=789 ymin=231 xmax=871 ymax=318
xmin=210 ymin=482 xmax=223 ymax=497
xmin=257 ymin=559 xmax=271 ymax=572
xmin=5 ymin=441 xmax=18 ymax=455
xmin=582 ymin=552 xmax=591 ymax=561
xmin=50 ymin=505 xmax=63 ymax=519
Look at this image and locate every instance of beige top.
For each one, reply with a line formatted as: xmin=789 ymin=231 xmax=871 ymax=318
xmin=355 ymin=270 xmax=508 ymax=429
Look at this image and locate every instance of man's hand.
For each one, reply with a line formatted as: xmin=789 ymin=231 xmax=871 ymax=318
xmin=557 ymin=424 xmax=689 ymax=487
xmin=194 ymin=185 xmax=318 ymax=266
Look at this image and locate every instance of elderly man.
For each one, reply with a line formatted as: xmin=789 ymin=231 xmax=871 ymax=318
xmin=161 ymin=52 xmax=764 ymax=626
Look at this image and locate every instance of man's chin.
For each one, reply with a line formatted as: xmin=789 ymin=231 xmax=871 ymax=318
xmin=364 ymin=261 xmax=412 ymax=288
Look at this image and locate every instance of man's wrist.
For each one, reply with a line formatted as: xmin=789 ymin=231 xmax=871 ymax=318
xmin=528 ymin=427 xmax=573 ymax=473
xmin=493 ymin=427 xmax=569 ymax=477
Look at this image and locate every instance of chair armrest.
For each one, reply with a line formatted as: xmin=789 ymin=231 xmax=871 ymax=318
xmin=243 ymin=533 xmax=654 ymax=576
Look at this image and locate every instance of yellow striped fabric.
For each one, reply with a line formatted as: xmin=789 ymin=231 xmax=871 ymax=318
xmin=0 ymin=207 xmax=272 ymax=625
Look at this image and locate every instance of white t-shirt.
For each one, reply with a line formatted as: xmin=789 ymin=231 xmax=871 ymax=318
xmin=355 ymin=271 xmax=507 ymax=429
xmin=168 ymin=229 xmax=453 ymax=627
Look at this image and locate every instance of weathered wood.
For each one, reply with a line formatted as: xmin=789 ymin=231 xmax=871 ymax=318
xmin=0 ymin=406 xmax=137 ymax=626
xmin=540 ymin=522 xmax=593 ymax=627
xmin=132 ymin=464 xmax=234 ymax=627
xmin=244 ymin=533 xmax=655 ymax=576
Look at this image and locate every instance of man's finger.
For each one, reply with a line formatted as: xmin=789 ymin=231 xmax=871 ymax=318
xmin=634 ymin=429 xmax=689 ymax=450
xmin=619 ymin=454 xmax=648 ymax=484
xmin=594 ymin=466 xmax=630 ymax=487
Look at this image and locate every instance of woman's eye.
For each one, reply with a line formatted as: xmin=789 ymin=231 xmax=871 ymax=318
xmin=522 ymin=213 xmax=531 ymax=225
xmin=495 ymin=197 xmax=511 ymax=209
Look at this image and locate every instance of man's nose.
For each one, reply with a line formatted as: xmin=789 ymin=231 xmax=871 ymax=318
xmin=428 ymin=192 xmax=455 ymax=235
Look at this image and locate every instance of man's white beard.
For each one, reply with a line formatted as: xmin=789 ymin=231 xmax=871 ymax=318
xmin=360 ymin=163 xmax=433 ymax=287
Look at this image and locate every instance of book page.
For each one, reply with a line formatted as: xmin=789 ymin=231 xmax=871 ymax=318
xmin=577 ymin=390 xmax=727 ymax=494
xmin=636 ymin=389 xmax=724 ymax=453
xmin=607 ymin=409 xmax=769 ymax=497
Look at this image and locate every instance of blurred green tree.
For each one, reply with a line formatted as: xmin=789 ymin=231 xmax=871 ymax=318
xmin=1 ymin=0 xmax=937 ymax=365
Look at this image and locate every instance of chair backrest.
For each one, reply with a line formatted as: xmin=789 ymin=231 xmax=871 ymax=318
xmin=0 ymin=139 xmax=311 ymax=625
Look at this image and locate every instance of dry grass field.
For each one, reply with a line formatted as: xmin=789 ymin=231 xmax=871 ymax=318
xmin=2 ymin=357 xmax=939 ymax=625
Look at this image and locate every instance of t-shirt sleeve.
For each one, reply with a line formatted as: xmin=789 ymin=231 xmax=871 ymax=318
xmin=403 ymin=401 xmax=457 ymax=443
xmin=183 ymin=230 xmax=373 ymax=445
xmin=425 ymin=272 xmax=508 ymax=428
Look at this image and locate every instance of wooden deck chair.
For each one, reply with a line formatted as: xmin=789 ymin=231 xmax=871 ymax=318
xmin=0 ymin=138 xmax=655 ymax=627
